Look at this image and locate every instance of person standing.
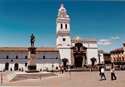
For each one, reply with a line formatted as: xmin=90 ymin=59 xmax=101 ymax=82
xmin=111 ymin=65 xmax=117 ymax=80
xmin=100 ymin=66 xmax=106 ymax=80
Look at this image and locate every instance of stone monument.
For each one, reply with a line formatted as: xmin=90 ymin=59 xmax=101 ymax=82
xmin=27 ymin=33 xmax=38 ymax=72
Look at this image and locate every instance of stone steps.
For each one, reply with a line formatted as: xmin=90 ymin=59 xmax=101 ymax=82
xmin=11 ymin=72 xmax=56 ymax=82
xmin=5 ymin=71 xmax=16 ymax=81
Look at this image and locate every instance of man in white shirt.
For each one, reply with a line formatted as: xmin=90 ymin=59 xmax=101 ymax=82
xmin=100 ymin=66 xmax=106 ymax=80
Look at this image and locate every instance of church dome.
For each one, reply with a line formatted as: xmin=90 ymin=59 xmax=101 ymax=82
xmin=76 ymin=36 xmax=80 ymax=41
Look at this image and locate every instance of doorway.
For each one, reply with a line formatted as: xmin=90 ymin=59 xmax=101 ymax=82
xmin=72 ymin=42 xmax=87 ymax=67
xmin=14 ymin=63 xmax=19 ymax=71
xmin=74 ymin=56 xmax=83 ymax=67
xmin=5 ymin=62 xmax=9 ymax=70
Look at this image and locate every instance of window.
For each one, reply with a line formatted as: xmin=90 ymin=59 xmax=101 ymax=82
xmin=122 ymin=57 xmax=124 ymax=61
xmin=63 ymin=38 xmax=66 ymax=41
xmin=65 ymin=24 xmax=67 ymax=29
xmin=6 ymin=55 xmax=9 ymax=59
xmin=11 ymin=59 xmax=13 ymax=62
xmin=43 ymin=56 xmax=45 ymax=59
xmin=61 ymin=24 xmax=63 ymax=29
xmin=16 ymin=56 xmax=18 ymax=59
xmin=25 ymin=63 xmax=27 ymax=66
xmin=25 ymin=56 xmax=27 ymax=59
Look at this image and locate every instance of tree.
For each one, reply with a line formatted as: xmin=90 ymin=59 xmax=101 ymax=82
xmin=62 ymin=58 xmax=68 ymax=70
xmin=91 ymin=57 xmax=97 ymax=67
xmin=90 ymin=57 xmax=97 ymax=71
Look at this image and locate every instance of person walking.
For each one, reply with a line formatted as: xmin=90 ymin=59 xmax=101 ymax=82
xmin=99 ymin=65 xmax=102 ymax=77
xmin=100 ymin=66 xmax=106 ymax=80
xmin=60 ymin=65 xmax=64 ymax=74
xmin=111 ymin=65 xmax=117 ymax=80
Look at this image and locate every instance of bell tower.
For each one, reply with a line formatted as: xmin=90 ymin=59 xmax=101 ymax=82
xmin=56 ymin=4 xmax=72 ymax=64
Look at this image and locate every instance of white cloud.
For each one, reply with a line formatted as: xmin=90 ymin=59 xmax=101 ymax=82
xmin=111 ymin=36 xmax=120 ymax=40
xmin=98 ymin=39 xmax=112 ymax=46
xmin=98 ymin=36 xmax=120 ymax=46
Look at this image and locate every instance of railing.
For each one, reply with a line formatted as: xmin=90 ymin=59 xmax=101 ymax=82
xmin=38 ymin=58 xmax=59 ymax=59
xmin=0 ymin=58 xmax=27 ymax=59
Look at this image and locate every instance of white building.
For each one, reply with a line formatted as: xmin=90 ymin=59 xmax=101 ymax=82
xmin=0 ymin=4 xmax=103 ymax=71
xmin=0 ymin=47 xmax=60 ymax=71
xmin=56 ymin=4 xmax=100 ymax=67
xmin=56 ymin=4 xmax=72 ymax=65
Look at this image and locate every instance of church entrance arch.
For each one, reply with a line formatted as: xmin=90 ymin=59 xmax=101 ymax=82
xmin=74 ymin=56 xmax=83 ymax=67
xmin=72 ymin=42 xmax=87 ymax=67
xmin=5 ymin=62 xmax=9 ymax=70
xmin=14 ymin=63 xmax=19 ymax=71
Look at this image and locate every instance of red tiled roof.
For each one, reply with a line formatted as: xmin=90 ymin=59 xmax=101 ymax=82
xmin=111 ymin=47 xmax=124 ymax=53
xmin=0 ymin=47 xmax=58 ymax=52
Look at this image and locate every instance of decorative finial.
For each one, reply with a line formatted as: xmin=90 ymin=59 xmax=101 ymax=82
xmin=76 ymin=36 xmax=80 ymax=41
xmin=59 ymin=3 xmax=65 ymax=11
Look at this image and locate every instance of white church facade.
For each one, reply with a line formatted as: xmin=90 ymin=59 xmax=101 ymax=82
xmin=0 ymin=4 xmax=104 ymax=71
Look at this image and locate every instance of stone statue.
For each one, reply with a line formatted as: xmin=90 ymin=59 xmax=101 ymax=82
xmin=30 ymin=33 xmax=35 ymax=47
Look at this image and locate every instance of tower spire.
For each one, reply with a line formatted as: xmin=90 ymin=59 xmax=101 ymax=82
xmin=56 ymin=3 xmax=70 ymax=35
xmin=58 ymin=3 xmax=69 ymax=18
xmin=56 ymin=3 xmax=72 ymax=65
xmin=59 ymin=3 xmax=65 ymax=11
xmin=61 ymin=3 xmax=64 ymax=8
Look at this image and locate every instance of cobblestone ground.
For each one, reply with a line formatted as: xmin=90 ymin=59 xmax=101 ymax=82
xmin=1 ymin=71 xmax=125 ymax=87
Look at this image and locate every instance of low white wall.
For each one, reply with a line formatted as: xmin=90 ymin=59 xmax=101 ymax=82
xmin=86 ymin=48 xmax=98 ymax=65
xmin=0 ymin=64 xmax=4 ymax=71
xmin=59 ymin=48 xmax=71 ymax=64
xmin=37 ymin=63 xmax=59 ymax=71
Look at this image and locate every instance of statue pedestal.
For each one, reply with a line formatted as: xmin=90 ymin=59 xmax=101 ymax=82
xmin=26 ymin=47 xmax=39 ymax=73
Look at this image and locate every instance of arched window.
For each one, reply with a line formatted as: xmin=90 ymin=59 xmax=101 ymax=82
xmin=6 ymin=55 xmax=9 ymax=59
xmin=14 ymin=63 xmax=19 ymax=71
xmin=11 ymin=59 xmax=13 ymax=62
xmin=63 ymin=38 xmax=66 ymax=41
xmin=16 ymin=56 xmax=18 ymax=59
xmin=25 ymin=56 xmax=27 ymax=59
xmin=43 ymin=56 xmax=45 ymax=59
xmin=61 ymin=24 xmax=63 ymax=29
xmin=122 ymin=57 xmax=124 ymax=61
xmin=25 ymin=63 xmax=27 ymax=66
xmin=65 ymin=24 xmax=67 ymax=29
xmin=5 ymin=62 xmax=9 ymax=70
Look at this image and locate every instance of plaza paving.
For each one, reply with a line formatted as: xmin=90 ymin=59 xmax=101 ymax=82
xmin=1 ymin=71 xmax=125 ymax=87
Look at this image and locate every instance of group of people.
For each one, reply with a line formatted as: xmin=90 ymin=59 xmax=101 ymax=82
xmin=59 ymin=65 xmax=71 ymax=74
xmin=99 ymin=64 xmax=117 ymax=81
xmin=59 ymin=65 xmax=65 ymax=74
xmin=59 ymin=63 xmax=117 ymax=81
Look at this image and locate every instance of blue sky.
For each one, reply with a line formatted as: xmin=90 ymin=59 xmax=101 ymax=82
xmin=0 ymin=0 xmax=125 ymax=52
